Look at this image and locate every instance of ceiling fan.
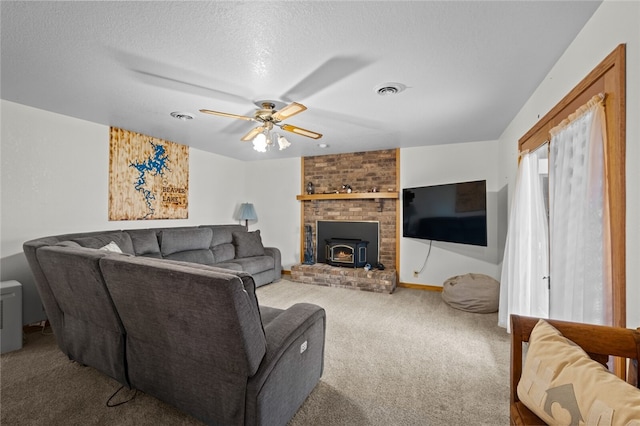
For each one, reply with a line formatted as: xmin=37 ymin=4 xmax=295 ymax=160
xmin=200 ymin=100 xmax=322 ymax=152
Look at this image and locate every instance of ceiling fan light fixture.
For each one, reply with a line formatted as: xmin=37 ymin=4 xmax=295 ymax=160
xmin=201 ymin=100 xmax=322 ymax=150
xmin=277 ymin=134 xmax=291 ymax=151
xmin=252 ymin=133 xmax=267 ymax=152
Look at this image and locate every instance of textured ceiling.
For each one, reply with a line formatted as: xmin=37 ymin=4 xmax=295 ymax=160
xmin=1 ymin=1 xmax=601 ymax=161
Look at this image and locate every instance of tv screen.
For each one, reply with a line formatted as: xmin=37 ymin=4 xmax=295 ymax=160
xmin=403 ymin=180 xmax=487 ymax=246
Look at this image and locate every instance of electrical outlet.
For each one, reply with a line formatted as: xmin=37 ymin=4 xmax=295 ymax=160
xmin=413 ymin=271 xmax=419 ymax=277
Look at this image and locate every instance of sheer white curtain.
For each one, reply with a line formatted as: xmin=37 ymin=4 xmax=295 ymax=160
xmin=548 ymin=95 xmax=611 ymax=325
xmin=498 ymin=150 xmax=549 ymax=332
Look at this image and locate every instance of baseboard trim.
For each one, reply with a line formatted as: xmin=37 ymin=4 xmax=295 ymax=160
xmin=397 ymin=282 xmax=443 ymax=292
xmin=282 ymin=270 xmax=291 ymax=276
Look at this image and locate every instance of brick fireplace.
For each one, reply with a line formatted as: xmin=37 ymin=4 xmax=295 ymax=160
xmin=292 ymin=149 xmax=399 ymax=293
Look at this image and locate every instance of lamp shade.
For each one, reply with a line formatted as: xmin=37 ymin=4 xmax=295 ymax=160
xmin=238 ymin=203 xmax=257 ymax=221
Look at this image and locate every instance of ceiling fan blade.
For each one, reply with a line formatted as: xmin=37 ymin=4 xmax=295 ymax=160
xmin=114 ymin=50 xmax=252 ymax=104
xmin=241 ymin=126 xmax=264 ymax=141
xmin=218 ymin=109 xmax=259 ymax=135
xmin=281 ymin=56 xmax=372 ymax=101
xmin=280 ymin=124 xmax=323 ymax=140
xmin=272 ymin=102 xmax=307 ymax=121
xmin=200 ymin=109 xmax=255 ymax=121
xmin=134 ymin=70 xmax=251 ymax=104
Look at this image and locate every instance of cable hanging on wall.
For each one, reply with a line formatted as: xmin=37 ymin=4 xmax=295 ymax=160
xmin=413 ymin=240 xmax=433 ymax=277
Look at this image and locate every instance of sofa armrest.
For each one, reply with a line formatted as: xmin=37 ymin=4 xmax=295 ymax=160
xmin=264 ymin=246 xmax=282 ymax=276
xmin=253 ymin=303 xmax=325 ymax=388
xmin=246 ymin=303 xmax=325 ymax=425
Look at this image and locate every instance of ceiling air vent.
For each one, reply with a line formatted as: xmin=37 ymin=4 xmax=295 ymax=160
xmin=170 ymin=111 xmax=195 ymax=121
xmin=375 ymin=82 xmax=406 ymax=96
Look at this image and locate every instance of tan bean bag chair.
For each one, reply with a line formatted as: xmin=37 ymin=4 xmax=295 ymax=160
xmin=441 ymin=273 xmax=499 ymax=313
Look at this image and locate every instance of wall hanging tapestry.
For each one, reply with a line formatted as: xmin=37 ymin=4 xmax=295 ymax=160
xmin=109 ymin=127 xmax=189 ymax=220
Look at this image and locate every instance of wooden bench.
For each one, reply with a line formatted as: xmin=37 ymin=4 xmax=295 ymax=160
xmin=509 ymin=314 xmax=640 ymax=425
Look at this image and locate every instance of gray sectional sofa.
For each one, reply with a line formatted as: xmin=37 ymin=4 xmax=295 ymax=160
xmin=23 ymin=225 xmax=326 ymax=425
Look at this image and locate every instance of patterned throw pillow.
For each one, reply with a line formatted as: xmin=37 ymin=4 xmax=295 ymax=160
xmin=517 ymin=319 xmax=640 ymax=425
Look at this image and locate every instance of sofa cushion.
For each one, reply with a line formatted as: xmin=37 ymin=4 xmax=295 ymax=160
xmin=35 ymin=246 xmax=128 ymax=385
xmin=127 ymin=229 xmax=161 ymax=257
xmin=212 ymin=261 xmax=243 ymax=272
xmin=210 ymin=226 xmax=234 ymax=246
xmin=160 ymin=228 xmax=212 ymax=256
xmin=258 ymin=305 xmax=284 ymax=326
xmin=71 ymin=232 xmax=135 ymax=255
xmin=517 ymin=319 xmax=640 ymax=425
xmin=164 ymin=249 xmax=215 ymax=265
xmin=232 ymin=230 xmax=265 ymax=259
xmin=145 ymin=258 xmax=262 ymax=327
xmin=100 ymin=255 xmax=267 ymax=363
xmin=229 ymin=256 xmax=274 ymax=275
xmin=212 ymin=243 xmax=236 ymax=263
xmin=55 ymin=241 xmax=81 ymax=248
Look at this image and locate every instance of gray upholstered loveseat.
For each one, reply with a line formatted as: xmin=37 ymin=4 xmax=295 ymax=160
xmin=23 ymin=225 xmax=326 ymax=425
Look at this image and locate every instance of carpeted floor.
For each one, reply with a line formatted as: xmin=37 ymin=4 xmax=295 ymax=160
xmin=1 ymin=279 xmax=510 ymax=425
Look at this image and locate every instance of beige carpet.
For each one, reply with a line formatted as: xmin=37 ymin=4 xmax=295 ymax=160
xmin=1 ymin=279 xmax=510 ymax=425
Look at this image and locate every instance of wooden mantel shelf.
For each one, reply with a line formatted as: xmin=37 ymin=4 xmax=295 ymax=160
xmin=296 ymin=192 xmax=399 ymax=201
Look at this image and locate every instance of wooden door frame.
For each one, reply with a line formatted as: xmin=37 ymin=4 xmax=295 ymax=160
xmin=518 ymin=44 xmax=626 ymax=376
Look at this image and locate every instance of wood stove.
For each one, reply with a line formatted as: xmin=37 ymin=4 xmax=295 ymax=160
xmin=325 ymin=238 xmax=369 ymax=268
xmin=316 ymin=220 xmax=379 ymax=266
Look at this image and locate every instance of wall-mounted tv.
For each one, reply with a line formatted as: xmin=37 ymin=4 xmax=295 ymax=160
xmin=403 ymin=180 xmax=487 ymax=246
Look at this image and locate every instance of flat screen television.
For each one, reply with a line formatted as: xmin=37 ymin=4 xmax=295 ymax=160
xmin=403 ymin=180 xmax=487 ymax=246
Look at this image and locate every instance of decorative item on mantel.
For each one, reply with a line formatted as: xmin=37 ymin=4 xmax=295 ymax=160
xmin=341 ymin=184 xmax=352 ymax=193
xmin=237 ymin=203 xmax=257 ymax=229
xmin=306 ymin=182 xmax=315 ymax=195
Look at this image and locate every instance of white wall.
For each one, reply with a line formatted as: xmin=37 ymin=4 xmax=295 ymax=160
xmin=400 ymin=140 xmax=504 ymax=286
xmin=243 ymin=157 xmax=301 ymax=269
xmin=497 ymin=0 xmax=640 ymax=327
xmin=0 ymin=100 xmax=247 ymax=323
